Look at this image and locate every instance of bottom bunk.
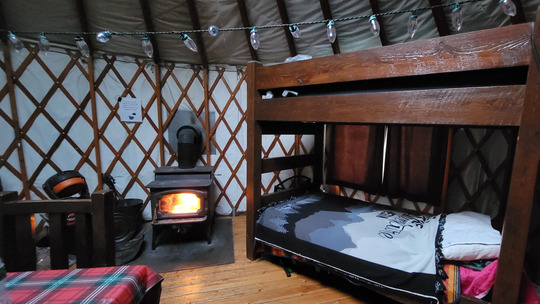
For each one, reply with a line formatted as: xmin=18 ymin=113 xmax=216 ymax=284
xmin=254 ymin=191 xmax=508 ymax=304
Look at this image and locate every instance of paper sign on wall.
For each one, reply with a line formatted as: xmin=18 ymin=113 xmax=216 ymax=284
xmin=118 ymin=97 xmax=142 ymax=123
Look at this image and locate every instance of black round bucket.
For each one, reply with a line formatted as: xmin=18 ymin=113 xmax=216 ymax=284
xmin=114 ymin=198 xmax=143 ymax=244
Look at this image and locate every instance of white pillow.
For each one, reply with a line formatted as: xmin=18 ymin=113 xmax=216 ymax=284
xmin=441 ymin=211 xmax=502 ymax=261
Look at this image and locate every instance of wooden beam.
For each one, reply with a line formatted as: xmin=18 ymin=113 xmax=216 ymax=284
xmin=139 ymin=0 xmax=162 ymax=64
xmin=203 ymin=69 xmax=211 ymax=164
xmin=254 ymin=86 xmax=525 ymax=126
xmin=319 ymin=0 xmax=340 ymax=54
xmin=186 ymin=0 xmax=209 ymax=69
xmin=428 ymin=0 xmax=450 ymax=36
xmin=367 ymin=0 xmax=389 ymax=46
xmin=0 ymin=0 xmax=7 ymax=37
xmin=261 ymin=154 xmax=318 ymax=173
xmin=155 ymin=64 xmax=165 ymax=166
xmin=255 ymin=23 xmax=531 ymax=89
xmin=236 ymin=0 xmax=258 ymax=61
xmin=491 ymin=8 xmax=540 ymax=303
xmin=246 ymin=62 xmax=262 ymax=260
xmin=87 ymin=57 xmax=103 ymax=188
xmin=275 ymin=0 xmax=297 ymax=57
xmin=74 ymin=0 xmax=93 ymax=56
xmin=2 ymin=41 xmax=30 ymax=199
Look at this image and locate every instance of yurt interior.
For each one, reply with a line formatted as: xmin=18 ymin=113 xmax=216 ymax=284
xmin=2 ymin=0 xmax=540 ymax=303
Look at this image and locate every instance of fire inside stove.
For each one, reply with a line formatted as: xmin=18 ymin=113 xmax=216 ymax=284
xmin=159 ymin=192 xmax=200 ymax=214
xmin=155 ymin=189 xmax=207 ymax=221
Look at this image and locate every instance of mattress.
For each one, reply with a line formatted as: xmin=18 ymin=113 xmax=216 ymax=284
xmin=255 ymin=191 xmax=445 ymax=304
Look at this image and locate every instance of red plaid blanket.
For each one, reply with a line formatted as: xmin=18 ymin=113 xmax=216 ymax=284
xmin=5 ymin=265 xmax=163 ymax=304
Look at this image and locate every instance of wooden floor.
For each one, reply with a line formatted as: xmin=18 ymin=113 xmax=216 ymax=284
xmin=158 ymin=215 xmax=396 ymax=304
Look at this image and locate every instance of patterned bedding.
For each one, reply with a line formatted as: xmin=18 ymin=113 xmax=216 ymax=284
xmin=255 ymin=191 xmax=445 ymax=304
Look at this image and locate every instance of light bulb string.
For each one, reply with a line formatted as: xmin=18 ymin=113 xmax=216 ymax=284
xmin=2 ymin=0 xmax=482 ymax=37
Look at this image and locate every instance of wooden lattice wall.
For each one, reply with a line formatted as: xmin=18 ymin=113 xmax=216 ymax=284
xmin=1 ymin=41 xmax=294 ymax=216
xmin=0 ymin=41 xmax=514 ymax=218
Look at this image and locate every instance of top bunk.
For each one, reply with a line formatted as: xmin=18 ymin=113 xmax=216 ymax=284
xmin=247 ymin=22 xmax=532 ymax=127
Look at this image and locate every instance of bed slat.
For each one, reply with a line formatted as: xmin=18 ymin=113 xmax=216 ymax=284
xmin=260 ymin=183 xmax=314 ymax=206
xmin=256 ymin=23 xmax=531 ymax=90
xmin=259 ymin=121 xmax=320 ymax=135
xmin=261 ymin=154 xmax=318 ymax=173
xmin=255 ymin=86 xmax=525 ymax=126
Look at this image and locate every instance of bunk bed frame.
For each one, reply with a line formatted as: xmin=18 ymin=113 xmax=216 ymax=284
xmin=246 ymin=10 xmax=540 ymax=304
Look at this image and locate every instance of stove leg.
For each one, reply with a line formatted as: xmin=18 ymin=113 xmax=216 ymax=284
xmin=151 ymin=225 xmax=159 ymax=250
xmin=206 ymin=225 xmax=212 ymax=244
xmin=206 ymin=218 xmax=214 ymax=244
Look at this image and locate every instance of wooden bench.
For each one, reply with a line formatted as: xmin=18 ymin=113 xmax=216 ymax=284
xmin=0 ymin=190 xmax=115 ymax=271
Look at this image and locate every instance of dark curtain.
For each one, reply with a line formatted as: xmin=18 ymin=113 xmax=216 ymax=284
xmin=327 ymin=124 xmax=448 ymax=205
xmin=327 ymin=125 xmax=385 ymax=194
xmin=384 ymin=126 xmax=449 ymax=205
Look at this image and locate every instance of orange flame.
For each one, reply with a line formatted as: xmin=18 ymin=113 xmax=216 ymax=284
xmin=159 ymin=193 xmax=201 ymax=214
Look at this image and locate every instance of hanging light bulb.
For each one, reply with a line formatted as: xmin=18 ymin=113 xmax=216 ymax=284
xmin=250 ymin=27 xmax=260 ymax=50
xmin=326 ymin=20 xmax=336 ymax=44
xmin=141 ymin=35 xmax=153 ymax=58
xmin=369 ymin=15 xmax=380 ymax=36
xmin=38 ymin=33 xmax=50 ymax=55
xmin=407 ymin=15 xmax=418 ymax=39
xmin=96 ymin=31 xmax=112 ymax=43
xmin=75 ymin=36 xmax=90 ymax=58
xmin=181 ymin=33 xmax=198 ymax=52
xmin=499 ymin=0 xmax=517 ymax=16
xmin=452 ymin=4 xmax=463 ymax=31
xmin=208 ymin=25 xmax=220 ymax=36
xmin=8 ymin=32 xmax=24 ymax=52
xmin=289 ymin=24 xmax=301 ymax=38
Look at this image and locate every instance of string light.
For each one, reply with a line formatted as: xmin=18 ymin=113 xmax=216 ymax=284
xmin=96 ymin=31 xmax=112 ymax=43
xmin=75 ymin=36 xmax=90 ymax=58
xmin=181 ymin=33 xmax=198 ymax=52
xmin=407 ymin=15 xmax=418 ymax=39
xmin=452 ymin=4 xmax=463 ymax=31
xmin=8 ymin=32 xmax=24 ymax=52
xmin=289 ymin=24 xmax=301 ymax=38
xmin=38 ymin=33 xmax=50 ymax=54
xmin=250 ymin=27 xmax=260 ymax=50
xmin=208 ymin=25 xmax=219 ymax=36
xmin=499 ymin=0 xmax=516 ymax=16
xmin=2 ymin=0 xmax=513 ymax=57
xmin=141 ymin=35 xmax=153 ymax=58
xmin=368 ymin=15 xmax=380 ymax=36
xmin=326 ymin=20 xmax=336 ymax=43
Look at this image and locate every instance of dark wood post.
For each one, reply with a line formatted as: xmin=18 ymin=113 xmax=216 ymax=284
xmin=246 ymin=61 xmax=262 ymax=260
xmin=492 ymin=8 xmax=540 ymax=304
xmin=91 ymin=190 xmax=116 ymax=267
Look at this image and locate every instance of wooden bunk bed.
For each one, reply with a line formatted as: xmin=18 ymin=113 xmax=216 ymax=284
xmin=246 ymin=10 xmax=540 ymax=304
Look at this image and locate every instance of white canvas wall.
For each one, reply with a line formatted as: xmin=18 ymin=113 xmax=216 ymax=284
xmin=0 ymin=44 xmax=261 ymax=217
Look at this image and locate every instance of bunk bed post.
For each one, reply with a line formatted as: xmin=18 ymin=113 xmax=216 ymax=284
xmin=492 ymin=12 xmax=540 ymax=304
xmin=246 ymin=61 xmax=262 ymax=260
xmin=312 ymin=124 xmax=325 ymax=188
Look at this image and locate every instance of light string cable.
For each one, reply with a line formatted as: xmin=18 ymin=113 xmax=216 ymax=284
xmin=2 ymin=0 xmax=485 ymax=37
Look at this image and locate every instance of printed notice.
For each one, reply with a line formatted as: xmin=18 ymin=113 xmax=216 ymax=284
xmin=118 ymin=97 xmax=142 ymax=123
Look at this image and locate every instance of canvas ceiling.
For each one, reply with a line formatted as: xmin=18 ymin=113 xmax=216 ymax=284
xmin=2 ymin=0 xmax=540 ymax=67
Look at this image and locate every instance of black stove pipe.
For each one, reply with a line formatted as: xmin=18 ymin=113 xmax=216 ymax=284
xmin=176 ymin=124 xmax=203 ymax=169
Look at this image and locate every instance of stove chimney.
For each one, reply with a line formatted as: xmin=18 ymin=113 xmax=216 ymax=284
xmin=176 ymin=124 xmax=203 ymax=169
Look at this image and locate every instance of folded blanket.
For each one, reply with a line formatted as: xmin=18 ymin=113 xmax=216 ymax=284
xmin=460 ymin=260 xmax=498 ymax=299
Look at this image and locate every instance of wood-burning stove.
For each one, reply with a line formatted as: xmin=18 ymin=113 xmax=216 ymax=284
xmin=146 ymin=166 xmax=214 ymax=249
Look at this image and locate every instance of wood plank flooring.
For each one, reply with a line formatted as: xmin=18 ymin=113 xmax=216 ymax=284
xmin=158 ymin=215 xmax=395 ymax=304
